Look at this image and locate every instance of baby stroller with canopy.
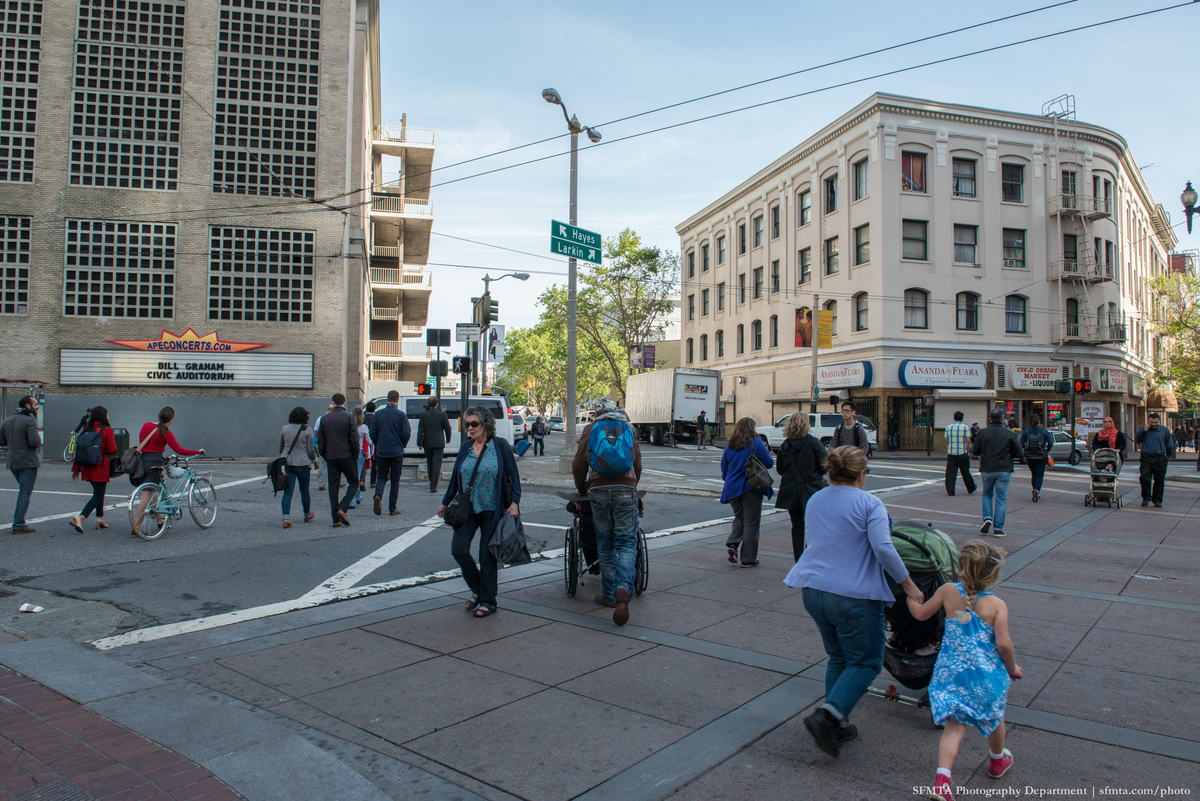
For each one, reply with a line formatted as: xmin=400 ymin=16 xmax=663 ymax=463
xmin=869 ymin=520 xmax=959 ymax=707
xmin=1084 ymin=447 xmax=1122 ymax=508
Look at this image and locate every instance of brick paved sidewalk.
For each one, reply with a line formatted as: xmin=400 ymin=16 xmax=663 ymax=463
xmin=0 ymin=667 xmax=243 ymax=801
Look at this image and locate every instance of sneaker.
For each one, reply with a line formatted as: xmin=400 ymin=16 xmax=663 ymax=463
xmin=613 ymin=587 xmax=630 ymax=626
xmin=980 ymin=518 xmax=993 ymax=534
xmin=834 ymin=723 xmax=858 ymax=743
xmin=988 ymin=748 xmax=1013 ymax=778
xmin=802 ymin=708 xmax=841 ymax=758
xmin=740 ymin=560 xmax=761 ymax=568
xmin=1032 ymin=489 xmax=1039 ymax=502
xmin=930 ymin=774 xmax=955 ymax=801
xmin=374 ymin=495 xmax=382 ymax=516
xmin=1153 ymin=501 xmax=1162 ymax=508
xmin=993 ymin=529 xmax=1007 ymax=538
xmin=726 ymin=543 xmax=739 ymax=564
xmin=1142 ymin=498 xmax=1150 ymax=506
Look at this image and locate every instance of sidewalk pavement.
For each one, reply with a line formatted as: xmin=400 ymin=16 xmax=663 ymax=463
xmin=2 ymin=475 xmax=1198 ymax=800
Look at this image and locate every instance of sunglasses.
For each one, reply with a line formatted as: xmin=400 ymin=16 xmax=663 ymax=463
xmin=465 ymin=420 xmax=482 ymax=429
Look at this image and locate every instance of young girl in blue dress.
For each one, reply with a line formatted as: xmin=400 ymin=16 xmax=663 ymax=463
xmin=907 ymin=540 xmax=1023 ymax=801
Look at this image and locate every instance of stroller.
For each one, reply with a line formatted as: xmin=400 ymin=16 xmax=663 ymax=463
xmin=1084 ymin=447 xmax=1122 ymax=508
xmin=871 ymin=520 xmax=959 ymax=706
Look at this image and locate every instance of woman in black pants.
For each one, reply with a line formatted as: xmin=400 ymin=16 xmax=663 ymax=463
xmin=69 ymin=407 xmax=118 ymax=533
xmin=775 ymin=413 xmax=828 ymax=560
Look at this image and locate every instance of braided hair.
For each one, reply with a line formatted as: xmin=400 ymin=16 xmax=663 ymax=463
xmin=956 ymin=540 xmax=1006 ymax=623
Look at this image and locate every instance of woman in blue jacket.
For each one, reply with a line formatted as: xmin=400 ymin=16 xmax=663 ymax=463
xmin=438 ymin=406 xmax=521 ymax=618
xmin=720 ymin=417 xmax=773 ymax=567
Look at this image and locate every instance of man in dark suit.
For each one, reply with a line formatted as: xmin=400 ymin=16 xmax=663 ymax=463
xmin=417 ymin=396 xmax=452 ymax=494
xmin=369 ymin=390 xmax=411 ymax=515
xmin=316 ymin=393 xmax=359 ymax=527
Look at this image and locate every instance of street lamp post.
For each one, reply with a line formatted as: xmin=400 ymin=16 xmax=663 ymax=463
xmin=1182 ymin=181 xmax=1198 ymax=235
xmin=479 ymin=272 xmax=529 ymax=393
xmin=543 ymin=88 xmax=601 ymax=473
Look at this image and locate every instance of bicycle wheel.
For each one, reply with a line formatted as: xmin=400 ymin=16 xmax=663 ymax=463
xmin=63 ymin=434 xmax=76 ymax=463
xmin=634 ymin=526 xmax=649 ymax=596
xmin=189 ymin=477 xmax=218 ymax=528
xmin=564 ymin=520 xmax=580 ymax=597
xmin=129 ymin=483 xmax=169 ymax=541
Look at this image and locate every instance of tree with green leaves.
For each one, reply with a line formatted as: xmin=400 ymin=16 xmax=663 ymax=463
xmin=499 ymin=308 xmax=615 ymax=414
xmin=1150 ymin=271 xmax=1200 ymax=406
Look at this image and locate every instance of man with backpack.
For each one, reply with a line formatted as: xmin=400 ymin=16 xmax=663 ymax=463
xmin=572 ymin=408 xmax=642 ymax=626
xmin=829 ymin=401 xmax=870 ymax=457
xmin=1019 ymin=414 xmax=1054 ymax=503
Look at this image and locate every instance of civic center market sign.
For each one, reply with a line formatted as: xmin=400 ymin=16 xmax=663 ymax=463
xmin=899 ymin=360 xmax=986 ymax=388
xmin=818 ymin=361 xmax=873 ymax=389
xmin=1009 ymin=364 xmax=1060 ymax=390
xmin=60 ymin=328 xmax=313 ymax=389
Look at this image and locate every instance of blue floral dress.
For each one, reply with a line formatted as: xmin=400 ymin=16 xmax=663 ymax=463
xmin=929 ymin=583 xmax=1011 ymax=736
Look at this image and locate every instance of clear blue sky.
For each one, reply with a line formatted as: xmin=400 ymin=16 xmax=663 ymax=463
xmin=378 ymin=0 xmax=1200 ymax=345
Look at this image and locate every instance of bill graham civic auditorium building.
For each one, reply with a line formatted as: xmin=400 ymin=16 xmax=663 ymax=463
xmin=0 ymin=0 xmax=437 ymax=457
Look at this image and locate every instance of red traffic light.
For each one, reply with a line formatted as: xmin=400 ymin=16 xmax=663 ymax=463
xmin=1072 ymin=378 xmax=1092 ymax=394
xmin=416 ymin=383 xmax=432 ymax=395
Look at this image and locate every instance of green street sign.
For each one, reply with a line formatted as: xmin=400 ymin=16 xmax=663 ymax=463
xmin=551 ymin=220 xmax=602 ymax=264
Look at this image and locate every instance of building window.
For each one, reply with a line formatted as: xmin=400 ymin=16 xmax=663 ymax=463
xmin=904 ymin=289 xmax=928 ymax=329
xmin=825 ymin=300 xmax=837 ymax=337
xmin=752 ymin=319 xmax=762 ymax=351
xmin=953 ymin=225 xmax=977 ymax=264
xmin=687 ymin=294 xmax=695 ymax=321
xmin=686 ymin=338 xmax=694 ymax=364
xmin=753 ymin=266 xmax=763 ymax=299
xmin=1001 ymin=163 xmax=1024 ymax=202
xmin=1066 ymin=297 xmax=1079 ymax=328
xmin=753 ymin=215 xmax=763 ymax=248
xmin=1063 ymin=233 xmax=1078 ymax=270
xmin=717 ymin=282 xmax=726 ymax=311
xmin=853 ymin=159 xmax=868 ymax=200
xmin=799 ymin=248 xmax=811 ymax=284
xmin=769 ymin=315 xmax=779 ymax=348
xmin=701 ymin=289 xmax=710 ymax=316
xmin=956 ymin=292 xmax=978 ymax=331
xmin=0 ymin=2 xmax=41 ymax=183
xmin=739 ymin=223 xmax=746 ymax=254
xmin=717 ymin=236 xmax=725 ymax=264
xmin=0 ymin=216 xmax=30 ymax=314
xmin=1105 ymin=240 xmax=1115 ymax=275
xmin=952 ymin=158 xmax=976 ymax=198
xmin=798 ymin=190 xmax=811 ymax=225
xmin=1003 ymin=229 xmax=1025 ymax=268
xmin=1061 ymin=169 xmax=1077 ymax=204
xmin=854 ymin=224 xmax=870 ymax=265
xmin=208 ymin=226 xmax=314 ymax=323
xmin=824 ymin=236 xmax=839 ymax=275
xmin=65 ymin=220 xmax=176 ymax=318
xmin=716 ymin=329 xmax=724 ymax=358
xmin=824 ymin=175 xmax=838 ymax=213
xmin=1005 ymin=295 xmax=1026 ymax=334
xmin=770 ymin=260 xmax=780 ymax=294
xmin=902 ymin=220 xmax=927 ymax=260
xmin=902 ymin=152 xmax=926 ymax=192
xmin=700 ymin=334 xmax=708 ymax=361
xmin=771 ymin=205 xmax=780 ymax=239
xmin=854 ymin=293 xmax=868 ymax=331
xmin=1104 ymin=180 xmax=1114 ymax=212
xmin=702 ymin=244 xmax=710 ymax=272
xmin=738 ymin=273 xmax=746 ymax=304
xmin=736 ymin=324 xmax=744 ymax=354
xmin=687 ymin=251 xmax=695 ymax=278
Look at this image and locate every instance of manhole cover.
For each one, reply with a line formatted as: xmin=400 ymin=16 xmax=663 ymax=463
xmin=14 ymin=778 xmax=99 ymax=801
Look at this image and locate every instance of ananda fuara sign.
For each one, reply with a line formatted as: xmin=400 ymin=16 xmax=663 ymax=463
xmin=898 ymin=360 xmax=987 ymax=388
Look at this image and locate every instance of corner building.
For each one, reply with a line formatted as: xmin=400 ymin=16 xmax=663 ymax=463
xmin=0 ymin=0 xmax=435 ymax=456
xmin=676 ymin=94 xmax=1176 ymax=448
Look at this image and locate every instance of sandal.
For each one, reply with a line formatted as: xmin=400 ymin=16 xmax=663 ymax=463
xmin=472 ymin=605 xmax=496 ymax=618
xmin=464 ymin=595 xmax=480 ymax=613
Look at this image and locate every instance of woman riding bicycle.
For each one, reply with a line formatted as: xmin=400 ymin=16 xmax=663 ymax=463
xmin=131 ymin=407 xmax=204 ymax=536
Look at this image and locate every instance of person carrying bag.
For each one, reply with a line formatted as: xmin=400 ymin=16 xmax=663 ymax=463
xmin=120 ymin=428 xmax=155 ymax=481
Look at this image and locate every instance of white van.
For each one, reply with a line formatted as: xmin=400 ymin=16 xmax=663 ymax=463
xmin=368 ymin=395 xmax=513 ymax=457
xmin=755 ymin=413 xmax=877 ymax=455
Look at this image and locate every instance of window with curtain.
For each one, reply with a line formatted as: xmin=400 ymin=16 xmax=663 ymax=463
xmin=953 ymin=225 xmax=977 ymax=264
xmin=853 ymin=159 xmax=868 ymax=200
xmin=905 ymin=289 xmax=928 ymax=329
xmin=1005 ymin=296 xmax=1026 ymax=333
xmin=825 ymin=236 xmax=839 ymax=275
xmin=956 ymin=292 xmax=978 ymax=331
xmin=1001 ymin=163 xmax=1024 ymax=202
xmin=799 ymin=248 xmax=811 ymax=283
xmin=798 ymin=190 xmax=811 ymax=225
xmin=855 ymin=224 xmax=870 ymax=265
xmin=952 ymin=158 xmax=976 ymax=197
xmin=902 ymin=220 xmax=927 ymax=260
xmin=902 ymin=152 xmax=926 ymax=192
xmin=1003 ymin=229 xmax=1025 ymax=268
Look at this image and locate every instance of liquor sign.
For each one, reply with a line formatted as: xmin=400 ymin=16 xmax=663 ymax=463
xmin=60 ymin=350 xmax=313 ymax=389
xmin=1097 ymin=368 xmax=1127 ymax=394
xmin=899 ymin=360 xmax=987 ymax=388
xmin=1010 ymin=364 xmax=1060 ymax=390
xmin=817 ymin=361 xmax=873 ymax=389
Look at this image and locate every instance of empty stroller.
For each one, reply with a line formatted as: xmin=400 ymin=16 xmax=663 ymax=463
xmin=1085 ymin=447 xmax=1122 ymax=508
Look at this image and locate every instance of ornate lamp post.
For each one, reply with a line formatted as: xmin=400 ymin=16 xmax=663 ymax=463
xmin=1182 ymin=181 xmax=1198 ymax=234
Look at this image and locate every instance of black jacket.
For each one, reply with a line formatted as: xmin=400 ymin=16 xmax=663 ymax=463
xmin=971 ymin=422 xmax=1023 ymax=473
xmin=317 ymin=406 xmax=359 ymax=461
xmin=775 ymin=435 xmax=827 ymax=510
xmin=417 ymin=407 xmax=452 ymax=449
xmin=1091 ymin=431 xmax=1127 ymax=455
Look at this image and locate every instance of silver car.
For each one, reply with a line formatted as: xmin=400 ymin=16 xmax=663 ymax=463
xmin=1046 ymin=430 xmax=1088 ymax=465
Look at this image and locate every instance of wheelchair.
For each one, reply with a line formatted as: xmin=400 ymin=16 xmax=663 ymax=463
xmin=555 ymin=489 xmax=648 ymax=598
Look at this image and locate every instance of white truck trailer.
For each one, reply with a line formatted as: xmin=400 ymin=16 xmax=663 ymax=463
xmin=624 ymin=367 xmax=720 ymax=446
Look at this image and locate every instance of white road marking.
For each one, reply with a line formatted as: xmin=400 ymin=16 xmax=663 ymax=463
xmin=868 ymin=479 xmax=941 ymax=494
xmin=0 ymin=488 xmax=96 ymax=497
xmin=642 ymin=469 xmax=685 ymax=478
xmin=886 ymin=504 xmax=977 ymax=518
xmin=302 ymin=514 xmax=443 ymax=597
xmin=521 ymin=522 xmax=564 ymax=530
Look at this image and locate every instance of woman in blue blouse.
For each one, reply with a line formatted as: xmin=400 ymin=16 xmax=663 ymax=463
xmin=438 ymin=406 xmax=521 ymax=618
xmin=720 ymin=417 xmax=774 ymax=567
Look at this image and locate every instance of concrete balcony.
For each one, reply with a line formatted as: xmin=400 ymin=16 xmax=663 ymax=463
xmin=368 ymin=264 xmax=432 ymax=291
xmin=368 ymin=340 xmax=431 ymax=360
xmin=1047 ymin=193 xmax=1113 ymax=219
xmin=370 ymin=193 xmax=433 ymax=222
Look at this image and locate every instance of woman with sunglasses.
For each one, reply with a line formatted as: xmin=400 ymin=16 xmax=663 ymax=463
xmin=437 ymin=406 xmax=521 ymax=618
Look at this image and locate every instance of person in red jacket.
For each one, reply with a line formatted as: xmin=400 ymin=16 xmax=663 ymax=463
xmin=131 ymin=407 xmax=205 ymax=536
xmin=70 ymin=407 xmax=118 ymax=533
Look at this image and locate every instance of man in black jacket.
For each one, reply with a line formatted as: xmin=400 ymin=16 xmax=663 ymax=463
xmin=971 ymin=408 xmax=1024 ymax=538
xmin=316 ymin=393 xmax=359 ymax=527
xmin=416 ymin=396 xmax=452 ymax=494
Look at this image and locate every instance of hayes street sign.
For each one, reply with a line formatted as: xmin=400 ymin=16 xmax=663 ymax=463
xmin=551 ymin=220 xmax=602 ymax=264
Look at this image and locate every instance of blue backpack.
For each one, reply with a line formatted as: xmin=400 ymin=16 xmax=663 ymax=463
xmin=74 ymin=428 xmax=104 ymax=467
xmin=588 ymin=418 xmax=635 ymax=477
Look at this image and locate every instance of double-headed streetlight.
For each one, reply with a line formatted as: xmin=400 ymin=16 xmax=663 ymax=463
xmin=543 ymin=87 xmax=601 ymax=471
xmin=1182 ymin=181 xmax=1198 ymax=234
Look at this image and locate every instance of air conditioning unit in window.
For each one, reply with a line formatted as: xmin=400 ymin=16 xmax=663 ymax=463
xmin=1003 ymin=258 xmax=1021 ymax=268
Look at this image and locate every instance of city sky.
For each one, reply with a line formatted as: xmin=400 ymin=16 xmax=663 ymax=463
xmin=377 ymin=0 xmax=1200 ymax=349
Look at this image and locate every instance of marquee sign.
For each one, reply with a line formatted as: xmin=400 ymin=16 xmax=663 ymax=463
xmin=106 ymin=328 xmax=270 ymax=354
xmin=60 ymin=349 xmax=313 ymax=389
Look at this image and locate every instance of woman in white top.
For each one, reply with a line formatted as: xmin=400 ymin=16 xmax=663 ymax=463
xmin=280 ymin=406 xmax=318 ymax=527
xmin=351 ymin=407 xmax=374 ymax=508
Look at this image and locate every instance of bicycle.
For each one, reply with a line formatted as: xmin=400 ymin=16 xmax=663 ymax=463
xmin=556 ymin=489 xmax=648 ymax=598
xmin=128 ymin=456 xmax=218 ymax=540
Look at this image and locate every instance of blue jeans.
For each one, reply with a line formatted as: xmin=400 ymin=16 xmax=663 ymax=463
xmin=888 ymin=433 xmax=899 ymax=451
xmin=981 ymin=471 xmax=1011 ymax=530
xmin=354 ymin=452 xmax=366 ymax=503
xmin=1028 ymin=459 xmax=1046 ymax=491
xmin=9 ymin=467 xmax=36 ymax=528
xmin=802 ymin=588 xmax=885 ymax=722
xmin=281 ymin=465 xmax=311 ymax=519
xmin=374 ymin=455 xmax=402 ymax=512
xmin=591 ymin=487 xmax=639 ymax=603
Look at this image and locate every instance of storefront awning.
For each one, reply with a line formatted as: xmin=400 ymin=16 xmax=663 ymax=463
xmin=933 ymin=389 xmax=997 ymax=400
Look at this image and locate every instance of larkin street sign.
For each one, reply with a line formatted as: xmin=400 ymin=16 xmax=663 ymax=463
xmin=550 ymin=220 xmax=602 ymax=264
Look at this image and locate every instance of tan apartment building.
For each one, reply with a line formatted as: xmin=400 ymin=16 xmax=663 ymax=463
xmin=0 ymin=0 xmax=434 ymax=456
xmin=676 ymin=93 xmax=1176 ymax=449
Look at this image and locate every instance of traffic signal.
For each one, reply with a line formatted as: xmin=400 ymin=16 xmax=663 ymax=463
xmin=1072 ymin=378 xmax=1092 ymax=394
xmin=428 ymin=360 xmax=448 ymax=377
xmin=487 ymin=297 xmax=500 ymax=325
xmin=415 ymin=383 xmax=432 ymax=395
xmin=452 ymin=356 xmax=470 ymax=374
xmin=1054 ymin=379 xmax=1072 ymax=395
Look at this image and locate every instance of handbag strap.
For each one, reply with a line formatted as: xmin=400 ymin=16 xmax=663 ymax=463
xmin=133 ymin=427 xmax=156 ymax=452
xmin=463 ymin=443 xmax=486 ymax=490
xmin=284 ymin=424 xmax=306 ymax=457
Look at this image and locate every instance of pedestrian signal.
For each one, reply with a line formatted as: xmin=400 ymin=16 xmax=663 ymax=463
xmin=416 ymin=383 xmax=432 ymax=395
xmin=1072 ymin=378 xmax=1092 ymax=394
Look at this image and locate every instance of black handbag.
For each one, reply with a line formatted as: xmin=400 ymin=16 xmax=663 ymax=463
xmin=444 ymin=445 xmax=485 ymax=528
xmin=268 ymin=425 xmax=305 ymax=496
xmin=745 ymin=453 xmax=774 ymax=492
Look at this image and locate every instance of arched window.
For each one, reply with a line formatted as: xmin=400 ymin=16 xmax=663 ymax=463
xmin=716 ymin=329 xmax=725 ymax=358
xmin=736 ymin=324 xmax=745 ymax=354
xmin=904 ymin=289 xmax=928 ymax=329
xmin=686 ymin=338 xmax=694 ymax=364
xmin=1005 ymin=296 xmax=1027 ymax=333
xmin=854 ymin=293 xmax=869 ymax=331
xmin=700 ymin=334 xmax=708 ymax=361
xmin=956 ymin=292 xmax=978 ymax=331
xmin=1107 ymin=303 xmax=1119 ymax=336
xmin=825 ymin=300 xmax=837 ymax=337
xmin=751 ymin=319 xmax=763 ymax=351
xmin=1066 ymin=297 xmax=1079 ymax=324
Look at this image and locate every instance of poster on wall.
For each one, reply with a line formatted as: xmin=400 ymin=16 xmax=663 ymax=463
xmin=795 ymin=308 xmax=812 ymax=347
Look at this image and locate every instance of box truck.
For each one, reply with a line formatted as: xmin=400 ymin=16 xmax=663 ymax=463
xmin=624 ymin=367 xmax=720 ymax=446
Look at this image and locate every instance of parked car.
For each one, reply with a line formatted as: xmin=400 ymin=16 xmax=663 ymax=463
xmin=548 ymin=416 xmax=565 ymax=432
xmin=511 ymin=413 xmax=530 ymax=439
xmin=1048 ymin=430 xmax=1088 ymax=465
xmin=756 ymin=413 xmax=877 ymax=455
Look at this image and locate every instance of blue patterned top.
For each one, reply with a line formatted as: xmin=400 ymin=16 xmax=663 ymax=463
xmin=460 ymin=441 xmax=499 ymax=513
xmin=929 ymin=583 xmax=1011 ymax=736
xmin=945 ymin=422 xmax=971 ymax=456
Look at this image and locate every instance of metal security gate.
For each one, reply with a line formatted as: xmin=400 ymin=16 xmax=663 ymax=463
xmin=851 ymin=396 xmax=879 ymax=431
xmin=892 ymin=396 xmax=929 ymax=451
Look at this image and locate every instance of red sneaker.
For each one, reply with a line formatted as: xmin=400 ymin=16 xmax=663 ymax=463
xmin=930 ymin=775 xmax=955 ymax=801
xmin=988 ymin=748 xmax=1013 ymax=778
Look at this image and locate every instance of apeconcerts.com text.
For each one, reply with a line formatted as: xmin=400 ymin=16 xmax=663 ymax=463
xmin=912 ymin=787 xmax=1191 ymax=798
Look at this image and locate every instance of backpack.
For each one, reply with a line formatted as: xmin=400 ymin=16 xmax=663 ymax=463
xmin=74 ymin=428 xmax=105 ymax=467
xmin=745 ymin=452 xmax=774 ymax=492
xmin=268 ymin=425 xmax=306 ymax=495
xmin=1023 ymin=428 xmax=1048 ymax=461
xmin=834 ymin=423 xmax=866 ymax=450
xmin=588 ymin=418 xmax=635 ymax=477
